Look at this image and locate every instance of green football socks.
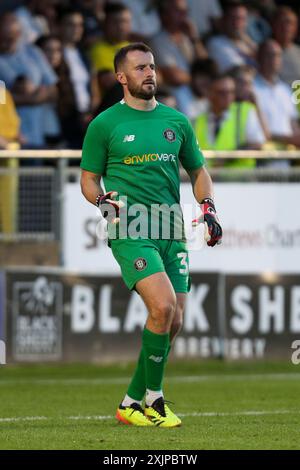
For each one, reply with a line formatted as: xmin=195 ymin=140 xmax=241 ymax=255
xmin=126 ymin=329 xmax=170 ymax=401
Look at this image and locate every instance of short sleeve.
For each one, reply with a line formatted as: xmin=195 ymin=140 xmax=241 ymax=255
xmin=179 ymin=117 xmax=206 ymax=171
xmin=80 ymin=117 xmax=109 ymax=174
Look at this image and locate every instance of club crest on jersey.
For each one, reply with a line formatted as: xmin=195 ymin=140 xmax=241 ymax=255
xmin=163 ymin=128 xmax=176 ymax=142
xmin=134 ymin=258 xmax=147 ymax=271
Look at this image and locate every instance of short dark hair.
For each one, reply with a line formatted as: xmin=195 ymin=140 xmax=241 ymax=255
xmin=272 ymin=5 xmax=297 ymax=22
xmin=224 ymin=1 xmax=248 ymax=15
xmin=114 ymin=42 xmax=154 ymax=72
xmin=36 ymin=34 xmax=61 ymax=49
xmin=228 ymin=64 xmax=255 ymax=79
xmin=191 ymin=58 xmax=219 ymax=78
xmin=57 ymin=7 xmax=83 ymax=22
xmin=104 ymin=2 xmax=129 ymax=16
xmin=210 ymin=72 xmax=235 ymax=85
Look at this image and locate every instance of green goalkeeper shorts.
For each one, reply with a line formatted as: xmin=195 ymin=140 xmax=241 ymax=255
xmin=110 ymin=238 xmax=190 ymax=293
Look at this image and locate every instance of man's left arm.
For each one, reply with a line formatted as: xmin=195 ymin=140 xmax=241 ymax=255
xmin=179 ymin=117 xmax=222 ymax=246
xmin=187 ymin=166 xmax=222 ymax=247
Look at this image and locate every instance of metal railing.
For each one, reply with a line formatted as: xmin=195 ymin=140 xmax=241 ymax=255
xmin=0 ymin=149 xmax=300 ymax=244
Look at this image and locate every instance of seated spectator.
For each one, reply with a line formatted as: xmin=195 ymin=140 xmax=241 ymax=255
xmin=229 ymin=64 xmax=269 ymax=140
xmin=207 ymin=1 xmax=257 ymax=73
xmin=37 ymin=35 xmax=85 ymax=148
xmin=254 ymin=39 xmax=300 ymax=153
xmin=0 ymin=87 xmax=21 ymax=149
xmin=74 ymin=0 xmax=105 ymax=47
xmin=194 ymin=73 xmax=265 ymax=167
xmin=187 ymin=0 xmax=222 ymax=37
xmin=120 ymin=0 xmax=161 ymax=40
xmin=15 ymin=0 xmax=53 ymax=44
xmin=272 ymin=6 xmax=300 ymax=87
xmin=0 ymin=13 xmax=59 ymax=149
xmin=90 ymin=3 xmax=131 ymax=99
xmin=0 ymin=88 xmax=20 ymax=234
xmin=151 ymin=0 xmax=207 ymax=114
xmin=59 ymin=8 xmax=93 ymax=143
xmin=186 ymin=58 xmax=218 ymax=120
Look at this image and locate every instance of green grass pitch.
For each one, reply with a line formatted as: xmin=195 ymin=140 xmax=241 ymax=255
xmin=0 ymin=360 xmax=300 ymax=450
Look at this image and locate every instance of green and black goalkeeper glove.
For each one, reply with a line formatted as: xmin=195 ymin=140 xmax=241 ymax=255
xmin=192 ymin=197 xmax=222 ymax=247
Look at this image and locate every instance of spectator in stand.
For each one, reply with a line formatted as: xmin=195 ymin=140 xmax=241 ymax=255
xmin=0 ymin=88 xmax=21 ymax=149
xmin=272 ymin=6 xmax=300 ymax=87
xmin=74 ymin=0 xmax=105 ymax=47
xmin=229 ymin=64 xmax=269 ymax=140
xmin=187 ymin=0 xmax=222 ymax=37
xmin=90 ymin=3 xmax=131 ymax=101
xmin=37 ymin=35 xmax=85 ymax=148
xmin=120 ymin=0 xmax=161 ymax=41
xmin=186 ymin=58 xmax=219 ymax=120
xmin=194 ymin=73 xmax=265 ymax=167
xmin=0 ymin=87 xmax=20 ymax=234
xmin=207 ymin=1 xmax=257 ymax=73
xmin=59 ymin=8 xmax=93 ymax=144
xmin=254 ymin=39 xmax=300 ymax=153
xmin=0 ymin=13 xmax=59 ymax=149
xmin=150 ymin=0 xmax=208 ymax=114
xmin=15 ymin=0 xmax=60 ymax=44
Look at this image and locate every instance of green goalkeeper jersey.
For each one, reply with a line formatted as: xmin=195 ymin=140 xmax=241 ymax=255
xmin=80 ymin=100 xmax=205 ymax=240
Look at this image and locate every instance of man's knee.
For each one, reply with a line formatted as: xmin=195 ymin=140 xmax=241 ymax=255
xmin=149 ymin=300 xmax=176 ymax=332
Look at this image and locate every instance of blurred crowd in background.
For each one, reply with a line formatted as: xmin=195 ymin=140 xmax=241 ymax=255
xmin=1 ymin=0 xmax=300 ymax=167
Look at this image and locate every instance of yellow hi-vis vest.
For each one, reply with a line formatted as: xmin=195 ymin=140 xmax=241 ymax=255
xmin=194 ymin=101 xmax=256 ymax=168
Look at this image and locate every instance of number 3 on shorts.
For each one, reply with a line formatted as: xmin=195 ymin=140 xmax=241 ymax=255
xmin=177 ymin=252 xmax=188 ymax=274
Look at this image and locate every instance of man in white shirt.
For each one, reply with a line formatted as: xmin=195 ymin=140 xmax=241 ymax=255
xmin=272 ymin=6 xmax=300 ymax=87
xmin=207 ymin=2 xmax=257 ymax=73
xmin=254 ymin=39 xmax=300 ymax=149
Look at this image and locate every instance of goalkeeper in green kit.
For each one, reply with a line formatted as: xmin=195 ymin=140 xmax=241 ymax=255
xmin=80 ymin=43 xmax=222 ymax=427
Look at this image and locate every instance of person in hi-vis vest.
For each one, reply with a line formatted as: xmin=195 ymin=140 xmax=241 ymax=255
xmin=194 ymin=73 xmax=265 ymax=167
xmin=0 ymin=88 xmax=20 ymax=234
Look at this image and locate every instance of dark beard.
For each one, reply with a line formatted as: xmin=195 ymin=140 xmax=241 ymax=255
xmin=127 ymin=82 xmax=157 ymax=100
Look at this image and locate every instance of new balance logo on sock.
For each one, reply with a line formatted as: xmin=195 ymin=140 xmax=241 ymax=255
xmin=123 ymin=134 xmax=135 ymax=142
xmin=149 ymin=355 xmax=163 ymax=363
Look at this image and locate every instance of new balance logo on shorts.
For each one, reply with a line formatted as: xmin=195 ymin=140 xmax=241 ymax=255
xmin=123 ymin=134 xmax=135 ymax=142
xmin=149 ymin=355 xmax=163 ymax=363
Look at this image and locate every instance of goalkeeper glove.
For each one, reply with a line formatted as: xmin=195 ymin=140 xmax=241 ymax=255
xmin=192 ymin=197 xmax=222 ymax=247
xmin=96 ymin=191 xmax=124 ymax=224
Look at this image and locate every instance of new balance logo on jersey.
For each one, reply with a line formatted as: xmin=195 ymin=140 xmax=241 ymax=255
xmin=149 ymin=355 xmax=163 ymax=363
xmin=123 ymin=135 xmax=135 ymax=142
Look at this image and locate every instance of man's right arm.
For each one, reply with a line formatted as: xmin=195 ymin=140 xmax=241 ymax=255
xmin=80 ymin=169 xmax=103 ymax=206
xmin=80 ymin=170 xmax=123 ymax=224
